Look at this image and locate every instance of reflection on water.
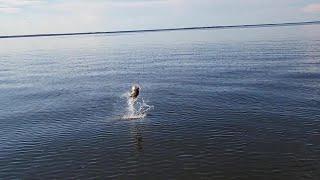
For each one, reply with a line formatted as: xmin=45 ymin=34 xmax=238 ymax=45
xmin=131 ymin=124 xmax=144 ymax=152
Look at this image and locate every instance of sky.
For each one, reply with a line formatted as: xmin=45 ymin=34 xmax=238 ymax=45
xmin=0 ymin=0 xmax=320 ymax=35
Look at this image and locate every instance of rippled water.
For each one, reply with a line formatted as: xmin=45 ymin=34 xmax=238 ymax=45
xmin=1 ymin=25 xmax=320 ymax=179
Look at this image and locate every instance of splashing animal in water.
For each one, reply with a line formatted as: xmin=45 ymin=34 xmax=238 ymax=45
xmin=130 ymin=85 xmax=140 ymax=100
xmin=122 ymin=84 xmax=153 ymax=120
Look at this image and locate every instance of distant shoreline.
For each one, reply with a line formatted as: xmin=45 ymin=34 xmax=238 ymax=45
xmin=1 ymin=20 xmax=320 ymax=39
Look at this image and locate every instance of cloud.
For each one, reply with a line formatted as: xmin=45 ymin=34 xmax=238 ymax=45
xmin=107 ymin=0 xmax=173 ymax=7
xmin=303 ymin=3 xmax=320 ymax=13
xmin=0 ymin=6 xmax=19 ymax=13
xmin=1 ymin=0 xmax=320 ymax=35
xmin=0 ymin=0 xmax=177 ymax=14
xmin=0 ymin=0 xmax=41 ymax=6
xmin=51 ymin=0 xmax=176 ymax=10
xmin=0 ymin=0 xmax=42 ymax=13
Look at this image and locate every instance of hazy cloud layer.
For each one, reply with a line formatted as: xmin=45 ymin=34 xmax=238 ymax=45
xmin=0 ymin=0 xmax=42 ymax=13
xmin=0 ymin=0 xmax=319 ymax=35
xmin=303 ymin=3 xmax=320 ymax=13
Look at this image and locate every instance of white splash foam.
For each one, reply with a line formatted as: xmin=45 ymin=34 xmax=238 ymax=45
xmin=122 ymin=91 xmax=153 ymax=120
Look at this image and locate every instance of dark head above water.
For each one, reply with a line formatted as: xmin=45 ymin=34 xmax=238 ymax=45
xmin=130 ymin=85 xmax=140 ymax=99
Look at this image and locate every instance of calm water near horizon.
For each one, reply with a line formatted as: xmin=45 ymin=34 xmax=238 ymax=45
xmin=1 ymin=25 xmax=320 ymax=179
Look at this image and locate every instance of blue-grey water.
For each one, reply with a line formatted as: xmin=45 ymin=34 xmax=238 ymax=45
xmin=1 ymin=25 xmax=320 ymax=179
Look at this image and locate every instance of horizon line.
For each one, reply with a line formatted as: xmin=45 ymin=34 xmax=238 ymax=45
xmin=1 ymin=20 xmax=320 ymax=39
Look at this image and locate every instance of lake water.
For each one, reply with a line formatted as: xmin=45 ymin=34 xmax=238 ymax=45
xmin=1 ymin=25 xmax=320 ymax=179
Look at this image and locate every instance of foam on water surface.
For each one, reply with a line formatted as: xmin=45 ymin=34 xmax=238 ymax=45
xmin=121 ymin=90 xmax=153 ymax=120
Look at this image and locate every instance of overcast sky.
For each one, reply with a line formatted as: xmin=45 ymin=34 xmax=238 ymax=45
xmin=0 ymin=0 xmax=320 ymax=35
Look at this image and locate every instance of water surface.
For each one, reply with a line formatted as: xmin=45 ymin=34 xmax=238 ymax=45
xmin=1 ymin=25 xmax=320 ymax=179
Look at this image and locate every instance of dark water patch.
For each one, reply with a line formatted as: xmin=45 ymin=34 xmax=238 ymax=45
xmin=282 ymin=72 xmax=320 ymax=79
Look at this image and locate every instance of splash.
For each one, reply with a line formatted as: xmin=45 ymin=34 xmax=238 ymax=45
xmin=122 ymin=91 xmax=153 ymax=120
